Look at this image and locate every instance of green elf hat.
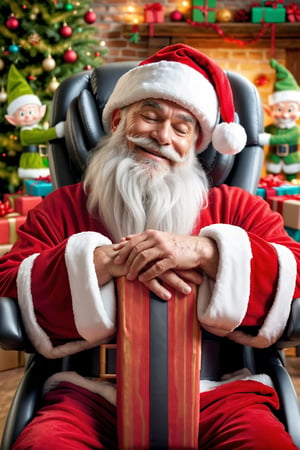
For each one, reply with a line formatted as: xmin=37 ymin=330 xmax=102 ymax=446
xmin=268 ymin=58 xmax=300 ymax=106
xmin=6 ymin=64 xmax=41 ymax=116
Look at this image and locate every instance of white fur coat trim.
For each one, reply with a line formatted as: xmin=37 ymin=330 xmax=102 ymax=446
xmin=228 ymin=243 xmax=296 ymax=347
xmin=17 ymin=254 xmax=96 ymax=358
xmin=197 ymin=224 xmax=252 ymax=336
xmin=65 ymin=232 xmax=116 ymax=343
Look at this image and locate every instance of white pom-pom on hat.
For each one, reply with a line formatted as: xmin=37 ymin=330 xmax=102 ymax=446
xmin=212 ymin=122 xmax=247 ymax=155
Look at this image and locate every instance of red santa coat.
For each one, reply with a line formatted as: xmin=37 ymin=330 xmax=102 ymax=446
xmin=0 ymin=182 xmax=300 ymax=398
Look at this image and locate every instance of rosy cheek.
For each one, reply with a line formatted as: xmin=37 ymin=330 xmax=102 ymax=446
xmin=289 ymin=112 xmax=298 ymax=120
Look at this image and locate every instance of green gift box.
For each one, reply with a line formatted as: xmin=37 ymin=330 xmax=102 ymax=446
xmin=192 ymin=0 xmax=216 ymax=23
xmin=251 ymin=1 xmax=286 ymax=23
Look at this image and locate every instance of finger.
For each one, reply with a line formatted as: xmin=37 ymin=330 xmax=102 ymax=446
xmin=131 ymin=256 xmax=173 ymax=281
xmin=140 ymin=269 xmax=192 ymax=296
xmin=113 ymin=234 xmax=147 ymax=264
xmin=140 ymin=278 xmax=172 ymax=301
xmin=175 ymin=269 xmax=204 ymax=285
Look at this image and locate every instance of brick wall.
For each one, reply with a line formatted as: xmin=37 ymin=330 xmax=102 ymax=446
xmin=93 ymin=1 xmax=285 ymax=62
xmin=92 ymin=0 xmax=298 ymax=105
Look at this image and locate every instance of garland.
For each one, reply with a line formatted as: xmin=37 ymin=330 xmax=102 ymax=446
xmin=186 ymin=20 xmax=277 ymax=55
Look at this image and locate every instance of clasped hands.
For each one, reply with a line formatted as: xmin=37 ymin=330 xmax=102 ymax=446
xmin=93 ymin=229 xmax=219 ymax=301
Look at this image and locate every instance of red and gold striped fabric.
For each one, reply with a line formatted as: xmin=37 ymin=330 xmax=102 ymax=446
xmin=116 ymin=277 xmax=201 ymax=449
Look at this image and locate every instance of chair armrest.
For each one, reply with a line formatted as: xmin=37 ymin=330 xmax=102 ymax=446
xmin=264 ymin=348 xmax=300 ymax=448
xmin=0 ymin=297 xmax=31 ymax=351
xmin=276 ymin=298 xmax=300 ymax=349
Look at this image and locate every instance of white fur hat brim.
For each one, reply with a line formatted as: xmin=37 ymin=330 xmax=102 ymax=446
xmin=102 ymin=60 xmax=219 ymax=153
xmin=268 ymin=90 xmax=300 ymax=106
xmin=7 ymin=94 xmax=42 ymax=116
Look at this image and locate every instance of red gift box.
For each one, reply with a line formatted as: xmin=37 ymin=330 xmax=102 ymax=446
xmin=144 ymin=3 xmax=164 ymax=23
xmin=0 ymin=213 xmax=26 ymax=245
xmin=14 ymin=195 xmax=43 ymax=215
xmin=3 ymin=192 xmax=24 ymax=209
xmin=268 ymin=194 xmax=300 ymax=230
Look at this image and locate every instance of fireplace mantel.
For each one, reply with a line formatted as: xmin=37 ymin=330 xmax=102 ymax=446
xmin=124 ymin=22 xmax=299 ymax=49
xmin=124 ymin=22 xmax=300 ymax=79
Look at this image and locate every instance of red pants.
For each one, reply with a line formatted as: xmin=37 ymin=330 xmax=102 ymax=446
xmin=13 ymin=380 xmax=297 ymax=449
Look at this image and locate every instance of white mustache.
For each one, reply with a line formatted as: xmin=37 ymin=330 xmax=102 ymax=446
xmin=127 ymin=135 xmax=186 ymax=163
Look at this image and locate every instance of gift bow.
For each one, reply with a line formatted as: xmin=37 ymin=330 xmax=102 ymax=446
xmin=145 ymin=2 xmax=163 ymax=12
xmin=258 ymin=174 xmax=287 ymax=188
xmin=36 ymin=175 xmax=52 ymax=183
xmin=286 ymin=2 xmax=300 ymax=21
xmin=0 ymin=201 xmax=14 ymax=217
xmin=264 ymin=0 xmax=284 ymax=8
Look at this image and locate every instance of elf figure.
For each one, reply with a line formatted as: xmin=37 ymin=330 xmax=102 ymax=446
xmin=5 ymin=64 xmax=65 ymax=179
xmin=259 ymin=59 xmax=300 ymax=181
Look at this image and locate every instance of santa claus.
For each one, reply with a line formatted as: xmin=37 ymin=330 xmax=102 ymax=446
xmin=0 ymin=44 xmax=299 ymax=449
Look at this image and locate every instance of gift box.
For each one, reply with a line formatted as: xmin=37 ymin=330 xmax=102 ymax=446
xmin=3 ymin=192 xmax=24 ymax=209
xmin=14 ymin=195 xmax=43 ymax=215
xmin=0 ymin=349 xmax=25 ymax=371
xmin=251 ymin=1 xmax=286 ymax=23
xmin=192 ymin=0 xmax=216 ymax=22
xmin=268 ymin=194 xmax=300 ymax=229
xmin=144 ymin=3 xmax=164 ymax=23
xmin=0 ymin=213 xmax=26 ymax=245
xmin=256 ymin=185 xmax=300 ymax=200
xmin=285 ymin=226 xmax=300 ymax=242
xmin=0 ymin=244 xmax=12 ymax=256
xmin=24 ymin=179 xmax=53 ymax=197
xmin=256 ymin=175 xmax=300 ymax=200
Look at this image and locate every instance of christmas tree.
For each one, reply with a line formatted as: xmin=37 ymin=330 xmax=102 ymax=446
xmin=0 ymin=0 xmax=107 ymax=195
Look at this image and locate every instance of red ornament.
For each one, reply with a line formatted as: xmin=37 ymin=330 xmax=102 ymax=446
xmin=84 ymin=65 xmax=92 ymax=70
xmin=60 ymin=23 xmax=73 ymax=38
xmin=94 ymin=51 xmax=100 ymax=57
xmin=6 ymin=14 xmax=19 ymax=30
xmin=170 ymin=10 xmax=184 ymax=21
xmin=84 ymin=9 xmax=97 ymax=24
xmin=254 ymin=74 xmax=269 ymax=87
xmin=63 ymin=48 xmax=77 ymax=63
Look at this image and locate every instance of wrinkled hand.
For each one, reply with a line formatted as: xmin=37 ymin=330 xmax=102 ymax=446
xmin=113 ymin=229 xmax=219 ymax=301
xmin=93 ymin=244 xmax=128 ymax=286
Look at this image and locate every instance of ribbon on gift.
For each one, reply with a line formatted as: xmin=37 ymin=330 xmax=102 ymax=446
xmin=269 ymin=194 xmax=300 ymax=218
xmin=258 ymin=174 xmax=286 ymax=188
xmin=286 ymin=2 xmax=300 ymax=22
xmin=0 ymin=212 xmax=21 ymax=244
xmin=192 ymin=0 xmax=215 ymax=21
xmin=258 ymin=174 xmax=287 ymax=200
xmin=145 ymin=3 xmax=163 ymax=36
xmin=36 ymin=174 xmax=52 ymax=183
xmin=264 ymin=0 xmax=284 ymax=8
xmin=7 ymin=214 xmax=19 ymax=244
xmin=0 ymin=201 xmax=14 ymax=217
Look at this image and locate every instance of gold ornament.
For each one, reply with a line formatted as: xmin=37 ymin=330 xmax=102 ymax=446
xmin=48 ymin=77 xmax=59 ymax=93
xmin=0 ymin=87 xmax=8 ymax=103
xmin=0 ymin=58 xmax=5 ymax=71
xmin=42 ymin=55 xmax=56 ymax=71
xmin=216 ymin=8 xmax=233 ymax=22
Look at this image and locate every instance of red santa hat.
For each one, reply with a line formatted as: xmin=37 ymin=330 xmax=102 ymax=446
xmin=102 ymin=44 xmax=247 ymax=155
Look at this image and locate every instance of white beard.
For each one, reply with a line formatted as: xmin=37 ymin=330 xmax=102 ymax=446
xmin=84 ymin=115 xmax=209 ymax=242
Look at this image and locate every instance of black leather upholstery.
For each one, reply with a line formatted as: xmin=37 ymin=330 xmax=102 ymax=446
xmin=1 ymin=62 xmax=300 ymax=450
